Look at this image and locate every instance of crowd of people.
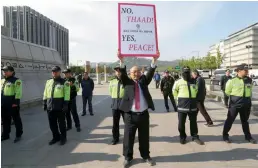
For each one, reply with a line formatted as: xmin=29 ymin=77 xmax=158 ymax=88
xmin=1 ymin=54 xmax=257 ymax=167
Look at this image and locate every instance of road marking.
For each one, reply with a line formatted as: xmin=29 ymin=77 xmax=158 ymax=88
xmin=23 ymin=96 xmax=110 ymax=146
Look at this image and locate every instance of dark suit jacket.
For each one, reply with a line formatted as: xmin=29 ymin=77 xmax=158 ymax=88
xmin=196 ymin=76 xmax=206 ymax=101
xmin=119 ymin=65 xmax=156 ymax=112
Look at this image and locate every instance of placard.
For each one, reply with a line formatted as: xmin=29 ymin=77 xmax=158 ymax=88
xmin=118 ymin=3 xmax=159 ymax=57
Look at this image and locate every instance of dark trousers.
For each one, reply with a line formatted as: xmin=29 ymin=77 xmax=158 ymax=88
xmin=66 ymin=98 xmax=80 ymax=128
xmin=223 ymin=91 xmax=229 ymax=106
xmin=47 ymin=110 xmax=66 ymax=140
xmin=155 ymin=81 xmax=160 ymax=89
xmin=123 ymin=111 xmax=150 ymax=160
xmin=196 ymin=100 xmax=213 ymax=124
xmin=1 ymin=105 xmax=23 ymax=138
xmin=164 ymin=92 xmax=177 ymax=111
xmin=112 ymin=109 xmax=124 ymax=141
xmin=82 ymin=95 xmax=93 ymax=114
xmin=178 ymin=112 xmax=199 ymax=140
xmin=223 ymin=105 xmax=252 ymax=140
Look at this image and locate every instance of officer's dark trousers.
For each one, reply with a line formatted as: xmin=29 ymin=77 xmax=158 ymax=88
xmin=223 ymin=105 xmax=252 ymax=140
xmin=47 ymin=110 xmax=66 ymax=140
xmin=82 ymin=95 xmax=93 ymax=114
xmin=223 ymin=91 xmax=229 ymax=106
xmin=164 ymin=92 xmax=177 ymax=111
xmin=155 ymin=81 xmax=160 ymax=89
xmin=66 ymin=98 xmax=80 ymax=128
xmin=196 ymin=99 xmax=213 ymax=124
xmin=178 ymin=112 xmax=199 ymax=140
xmin=112 ymin=109 xmax=124 ymax=141
xmin=123 ymin=111 xmax=150 ymax=161
xmin=1 ymin=105 xmax=23 ymax=138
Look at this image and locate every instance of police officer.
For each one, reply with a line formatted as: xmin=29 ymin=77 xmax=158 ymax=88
xmin=109 ymin=65 xmax=125 ymax=145
xmin=220 ymin=69 xmax=232 ymax=107
xmin=160 ymin=70 xmax=177 ymax=112
xmin=173 ymin=67 xmax=204 ymax=145
xmin=63 ymin=69 xmax=81 ymax=132
xmin=43 ymin=66 xmax=70 ymax=145
xmin=222 ymin=64 xmax=256 ymax=144
xmin=1 ymin=66 xmax=23 ymax=143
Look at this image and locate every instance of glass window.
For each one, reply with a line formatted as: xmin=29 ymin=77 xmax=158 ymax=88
xmin=26 ymin=11 xmax=29 ymax=41
xmin=35 ymin=16 xmax=38 ymax=44
xmin=30 ymin=13 xmax=34 ymax=43
xmin=20 ymin=11 xmax=24 ymax=40
xmin=6 ymin=11 xmax=10 ymax=28
xmin=12 ymin=10 xmax=17 ymax=38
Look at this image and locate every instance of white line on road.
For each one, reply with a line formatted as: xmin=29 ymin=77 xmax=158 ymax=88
xmin=23 ymin=96 xmax=110 ymax=146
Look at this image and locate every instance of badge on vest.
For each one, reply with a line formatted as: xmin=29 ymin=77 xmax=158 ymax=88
xmin=56 ymin=85 xmax=64 ymax=89
xmin=246 ymin=84 xmax=251 ymax=88
xmin=6 ymin=82 xmax=12 ymax=87
xmin=190 ymin=84 xmax=196 ymax=89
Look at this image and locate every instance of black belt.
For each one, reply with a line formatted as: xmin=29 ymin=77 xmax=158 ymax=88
xmin=128 ymin=109 xmax=148 ymax=115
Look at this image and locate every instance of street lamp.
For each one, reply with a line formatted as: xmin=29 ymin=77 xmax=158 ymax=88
xmin=246 ymin=45 xmax=252 ymax=68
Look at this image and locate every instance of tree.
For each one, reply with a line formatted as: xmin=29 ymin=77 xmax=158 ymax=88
xmin=216 ymin=47 xmax=223 ymax=68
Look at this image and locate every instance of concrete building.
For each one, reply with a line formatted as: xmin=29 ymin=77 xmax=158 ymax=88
xmin=209 ymin=40 xmax=224 ymax=57
xmin=222 ymin=22 xmax=258 ymax=68
xmin=2 ymin=6 xmax=69 ymax=66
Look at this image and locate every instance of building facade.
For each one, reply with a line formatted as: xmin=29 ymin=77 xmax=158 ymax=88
xmin=209 ymin=41 xmax=224 ymax=57
xmin=2 ymin=6 xmax=69 ymax=66
xmin=222 ymin=23 xmax=258 ymax=69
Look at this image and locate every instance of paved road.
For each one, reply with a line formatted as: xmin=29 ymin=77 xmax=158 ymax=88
xmin=2 ymin=82 xmax=258 ymax=168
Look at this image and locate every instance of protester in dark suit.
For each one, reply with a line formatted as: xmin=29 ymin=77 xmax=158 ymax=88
xmin=192 ymin=70 xmax=213 ymax=126
xmin=220 ymin=69 xmax=232 ymax=107
xmin=81 ymin=72 xmax=94 ymax=116
xmin=118 ymin=54 xmax=159 ymax=168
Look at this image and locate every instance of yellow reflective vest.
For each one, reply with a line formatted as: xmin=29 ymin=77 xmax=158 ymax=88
xmin=109 ymin=78 xmax=124 ymax=109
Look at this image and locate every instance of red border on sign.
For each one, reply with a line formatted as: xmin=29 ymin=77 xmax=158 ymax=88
xmin=118 ymin=3 xmax=159 ymax=57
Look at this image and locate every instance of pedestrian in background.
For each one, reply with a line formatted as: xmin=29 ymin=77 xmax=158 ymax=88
xmin=222 ymin=64 xmax=256 ymax=144
xmin=109 ymin=65 xmax=125 ymax=145
xmin=153 ymin=71 xmax=161 ymax=89
xmin=81 ymin=72 xmax=94 ymax=116
xmin=63 ymin=69 xmax=81 ymax=132
xmin=220 ymin=69 xmax=232 ymax=108
xmin=173 ymin=67 xmax=204 ymax=145
xmin=1 ymin=66 xmax=23 ymax=143
xmin=160 ymin=70 xmax=177 ymax=112
xmin=43 ymin=66 xmax=70 ymax=145
xmin=192 ymin=70 xmax=213 ymax=127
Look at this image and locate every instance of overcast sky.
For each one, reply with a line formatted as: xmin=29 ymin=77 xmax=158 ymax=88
xmin=1 ymin=0 xmax=258 ymax=65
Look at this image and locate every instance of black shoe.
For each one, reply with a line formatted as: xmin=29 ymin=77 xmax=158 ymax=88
xmin=90 ymin=113 xmax=94 ymax=116
xmin=111 ymin=139 xmax=119 ymax=145
xmin=193 ymin=138 xmax=204 ymax=145
xmin=223 ymin=136 xmax=231 ymax=143
xmin=48 ymin=139 xmax=60 ymax=145
xmin=246 ymin=138 xmax=257 ymax=144
xmin=14 ymin=137 xmax=21 ymax=143
xmin=123 ymin=159 xmax=132 ymax=168
xmin=66 ymin=127 xmax=72 ymax=131
xmin=1 ymin=136 xmax=10 ymax=141
xmin=166 ymin=109 xmax=169 ymax=112
xmin=205 ymin=123 xmax=214 ymax=127
xmin=60 ymin=139 xmax=67 ymax=145
xmin=76 ymin=127 xmax=81 ymax=132
xmin=180 ymin=138 xmax=186 ymax=144
xmin=81 ymin=113 xmax=86 ymax=116
xmin=144 ymin=158 xmax=155 ymax=166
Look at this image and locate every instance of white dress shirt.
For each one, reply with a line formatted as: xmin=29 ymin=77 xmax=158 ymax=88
xmin=131 ymin=63 xmax=156 ymax=112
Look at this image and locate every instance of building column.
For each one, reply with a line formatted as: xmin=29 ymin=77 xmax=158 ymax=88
xmin=96 ymin=63 xmax=101 ymax=84
xmin=104 ymin=65 xmax=108 ymax=83
xmin=85 ymin=61 xmax=91 ymax=73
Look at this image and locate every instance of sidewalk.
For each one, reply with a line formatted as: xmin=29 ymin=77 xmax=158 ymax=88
xmin=1 ymin=83 xmax=258 ymax=168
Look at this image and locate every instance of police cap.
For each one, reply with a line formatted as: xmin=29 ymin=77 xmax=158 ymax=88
xmin=1 ymin=66 xmax=14 ymax=72
xmin=236 ymin=63 xmax=249 ymax=71
xmin=182 ymin=66 xmax=190 ymax=73
xmin=51 ymin=66 xmax=61 ymax=72
xmin=62 ymin=69 xmax=72 ymax=73
xmin=114 ymin=65 xmax=121 ymax=71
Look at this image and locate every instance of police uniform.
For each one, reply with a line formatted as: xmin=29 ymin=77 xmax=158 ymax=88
xmin=109 ymin=66 xmax=125 ymax=145
xmin=220 ymin=72 xmax=232 ymax=107
xmin=173 ymin=67 xmax=204 ymax=145
xmin=160 ymin=71 xmax=177 ymax=112
xmin=43 ymin=66 xmax=70 ymax=145
xmin=63 ymin=69 xmax=81 ymax=132
xmin=1 ymin=66 xmax=23 ymax=143
xmin=222 ymin=64 xmax=256 ymax=144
